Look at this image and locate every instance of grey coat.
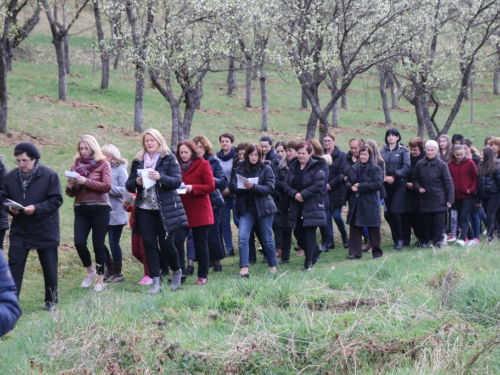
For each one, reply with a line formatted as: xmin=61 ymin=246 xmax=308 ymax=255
xmin=109 ymin=163 xmax=129 ymax=226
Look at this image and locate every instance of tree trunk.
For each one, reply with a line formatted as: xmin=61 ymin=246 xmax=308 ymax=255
xmin=195 ymin=79 xmax=203 ymax=110
xmin=470 ymin=79 xmax=474 ymax=124
xmin=494 ymin=69 xmax=499 ymax=95
xmin=63 ymin=34 xmax=70 ymax=74
xmin=378 ymin=66 xmax=391 ymax=124
xmin=170 ymin=104 xmax=182 ymax=150
xmin=93 ymin=0 xmax=109 ymax=89
xmin=332 ymin=101 xmax=338 ymax=128
xmin=133 ymin=67 xmax=144 ymax=133
xmin=387 ymin=72 xmax=397 ymax=108
xmin=306 ymin=109 xmax=318 ymax=140
xmin=260 ymin=75 xmax=268 ymax=132
xmin=0 ymin=45 xmax=8 ymax=134
xmin=301 ymin=89 xmax=308 ymax=109
xmin=4 ymin=41 xmax=12 ymax=72
xmin=414 ymin=95 xmax=425 ymax=139
xmin=227 ymin=56 xmax=237 ymax=96
xmin=182 ymin=91 xmax=197 ymax=141
xmin=54 ymin=39 xmax=67 ymax=100
xmin=421 ymin=95 xmax=437 ymax=140
xmin=110 ymin=20 xmax=122 ymax=70
xmin=341 ymin=90 xmax=347 ymax=109
xmin=245 ymin=58 xmax=252 ymax=107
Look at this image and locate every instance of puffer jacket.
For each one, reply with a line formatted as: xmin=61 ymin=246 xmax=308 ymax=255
xmin=413 ymin=156 xmax=455 ymax=212
xmin=108 ymin=163 xmax=129 ymax=226
xmin=345 ymin=160 xmax=383 ymax=227
xmin=478 ymin=164 xmax=500 ymax=199
xmin=204 ymin=154 xmax=227 ymax=210
xmin=284 ymin=156 xmax=326 ymax=228
xmin=230 ymin=161 xmax=277 ymax=218
xmin=381 ymin=142 xmax=410 ymax=181
xmin=314 ymin=154 xmax=331 ymax=211
xmin=126 ymin=152 xmax=188 ymax=236
xmin=327 ymin=147 xmax=347 ymax=208
xmin=0 ymin=250 xmax=21 ymax=337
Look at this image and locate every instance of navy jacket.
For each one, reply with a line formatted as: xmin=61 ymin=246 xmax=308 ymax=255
xmin=0 ymin=161 xmax=8 ymax=231
xmin=0 ymin=250 xmax=21 ymax=337
xmin=205 ymin=154 xmax=227 ymax=210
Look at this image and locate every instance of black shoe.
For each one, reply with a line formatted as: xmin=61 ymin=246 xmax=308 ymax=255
xmin=346 ymin=255 xmax=361 ymax=259
xmin=413 ymin=241 xmax=421 ymax=248
xmin=44 ymin=303 xmax=56 ymax=311
xmin=262 ymin=257 xmax=268 ymax=263
xmin=258 ymin=247 xmax=264 ymax=254
xmin=320 ymin=243 xmax=329 ymax=252
xmin=395 ymin=240 xmax=403 ymax=250
xmin=226 ymin=250 xmax=235 ymax=257
xmin=329 ymin=241 xmax=335 ymax=250
xmin=236 ymin=272 xmax=250 ymax=278
xmin=168 ymin=275 xmax=186 ymax=284
xmin=403 ymin=241 xmax=411 ymax=247
xmin=278 ymin=259 xmax=289 ymax=265
xmin=249 ymin=259 xmax=256 ymax=265
xmin=373 ymin=256 xmax=382 ymax=259
xmin=392 ymin=242 xmax=397 ymax=249
xmin=185 ymin=265 xmax=195 ymax=275
xmin=213 ymin=265 xmax=222 ymax=272
xmin=341 ymin=232 xmax=349 ymax=248
xmin=161 ymin=269 xmax=170 ymax=277
xmin=294 ymin=245 xmax=299 ymax=251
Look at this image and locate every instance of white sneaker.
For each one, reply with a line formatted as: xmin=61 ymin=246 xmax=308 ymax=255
xmin=441 ymin=233 xmax=448 ymax=245
xmin=80 ymin=272 xmax=97 ymax=288
xmin=456 ymin=239 xmax=465 ymax=247
xmin=94 ymin=283 xmax=105 ymax=292
xmin=448 ymin=235 xmax=457 ymax=242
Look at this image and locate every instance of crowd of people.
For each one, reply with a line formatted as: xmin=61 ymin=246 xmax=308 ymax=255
xmin=0 ymin=127 xmax=499 ymax=313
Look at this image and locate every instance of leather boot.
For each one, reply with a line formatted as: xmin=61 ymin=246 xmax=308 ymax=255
xmin=341 ymin=231 xmax=349 ymax=248
xmin=170 ymin=269 xmax=182 ymax=291
xmin=148 ymin=277 xmax=161 ymax=295
xmin=103 ymin=256 xmax=114 ymax=281
xmin=362 ymin=239 xmax=372 ymax=252
xmin=328 ymin=236 xmax=335 ymax=250
xmin=109 ymin=262 xmax=124 ymax=282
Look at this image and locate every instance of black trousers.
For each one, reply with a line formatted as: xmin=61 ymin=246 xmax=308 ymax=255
xmin=384 ymin=182 xmax=406 ymax=242
xmin=482 ymin=197 xmax=500 ymax=239
xmin=136 ymin=208 xmax=180 ymax=278
xmin=272 ymin=210 xmax=283 ymax=250
xmin=175 ymin=225 xmax=210 ymax=279
xmin=421 ymin=212 xmax=446 ymax=246
xmin=295 ymin=216 xmax=317 ymax=268
xmin=455 ymin=198 xmax=474 ymax=241
xmin=208 ymin=207 xmax=225 ymax=262
xmin=74 ymin=205 xmax=110 ymax=275
xmin=349 ymin=210 xmax=382 ymax=258
xmin=9 ymin=246 xmax=58 ymax=303
xmin=401 ymin=212 xmax=428 ymax=245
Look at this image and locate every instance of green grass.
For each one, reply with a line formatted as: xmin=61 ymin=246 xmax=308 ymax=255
xmin=0 ymin=35 xmax=500 ymax=373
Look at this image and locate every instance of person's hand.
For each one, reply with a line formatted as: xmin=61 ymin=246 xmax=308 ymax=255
xmin=447 ymin=202 xmax=452 ymax=208
xmin=343 ymin=176 xmax=348 ymax=182
xmin=23 ymin=205 xmax=36 ymax=215
xmin=8 ymin=207 xmax=20 ymax=215
xmin=67 ymin=178 xmax=76 ymax=188
xmin=385 ymin=176 xmax=395 ymax=184
xmin=244 ymin=182 xmax=254 ymax=190
xmin=419 ymin=188 xmax=425 ymax=194
xmin=185 ymin=185 xmax=193 ymax=193
xmin=123 ymin=201 xmax=131 ymax=209
xmin=295 ymin=193 xmax=304 ymax=202
xmin=351 ymin=185 xmax=358 ymax=192
xmin=148 ymin=170 xmax=161 ymax=181
xmin=136 ymin=177 xmax=143 ymax=186
xmin=327 ymin=183 xmax=332 ymax=191
xmin=222 ymin=188 xmax=230 ymax=196
xmin=406 ymin=182 xmax=413 ymax=190
xmin=76 ymin=176 xmax=86 ymax=185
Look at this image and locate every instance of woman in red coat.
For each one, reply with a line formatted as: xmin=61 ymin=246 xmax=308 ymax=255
xmin=176 ymin=140 xmax=215 ymax=285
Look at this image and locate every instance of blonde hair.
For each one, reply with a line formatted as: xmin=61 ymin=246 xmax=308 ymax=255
xmin=75 ymin=134 xmax=106 ymax=161
xmin=308 ymin=139 xmax=324 ymax=156
xmin=102 ymin=144 xmax=128 ymax=166
xmin=135 ymin=128 xmax=170 ymax=161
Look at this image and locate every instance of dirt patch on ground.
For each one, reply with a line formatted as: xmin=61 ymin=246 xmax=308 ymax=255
xmin=227 ymin=104 xmax=281 ymax=114
xmin=376 ymin=106 xmax=412 ymax=113
xmin=232 ymin=125 xmax=303 ymax=141
xmin=196 ymin=108 xmax=229 ymax=116
xmin=59 ymin=243 xmax=76 ymax=252
xmin=286 ymin=107 xmax=311 ymax=112
xmin=95 ymin=125 xmax=156 ymax=140
xmin=306 ymin=298 xmax=386 ymax=312
xmin=0 ymin=130 xmax=56 ymax=147
xmin=358 ymin=121 xmax=417 ymax=130
xmin=474 ymin=99 xmax=498 ymax=104
xmin=31 ymin=95 xmax=107 ymax=111
xmin=318 ymin=87 xmax=364 ymax=94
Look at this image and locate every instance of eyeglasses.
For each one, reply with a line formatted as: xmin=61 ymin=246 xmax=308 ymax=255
xmin=16 ymin=159 xmax=32 ymax=165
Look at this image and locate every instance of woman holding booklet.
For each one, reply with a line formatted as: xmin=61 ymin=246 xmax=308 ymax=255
xmin=2 ymin=142 xmax=63 ymax=311
xmin=230 ymin=143 xmax=277 ymax=278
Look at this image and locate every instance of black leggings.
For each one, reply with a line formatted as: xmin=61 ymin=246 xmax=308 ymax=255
xmin=482 ymin=197 xmax=500 ymax=240
xmin=74 ymin=205 xmax=110 ymax=275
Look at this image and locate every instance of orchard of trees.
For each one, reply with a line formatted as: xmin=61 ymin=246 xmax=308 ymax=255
xmin=1 ymin=0 xmax=500 ymax=147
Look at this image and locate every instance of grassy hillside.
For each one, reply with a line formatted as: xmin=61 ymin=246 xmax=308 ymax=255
xmin=0 ymin=24 xmax=499 ymax=373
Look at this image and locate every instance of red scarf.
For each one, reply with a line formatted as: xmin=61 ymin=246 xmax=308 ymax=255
xmin=75 ymin=156 xmax=98 ymax=176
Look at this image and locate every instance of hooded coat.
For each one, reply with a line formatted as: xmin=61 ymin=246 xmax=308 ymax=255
xmin=345 ymin=160 xmax=383 ymax=227
xmin=284 ymin=156 xmax=326 ymax=228
xmin=326 ymin=147 xmax=347 ymax=208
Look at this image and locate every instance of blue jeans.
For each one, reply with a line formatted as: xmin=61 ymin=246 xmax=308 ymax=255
xmin=238 ymin=211 xmax=276 ymax=268
xmin=326 ymin=206 xmax=347 ymax=238
xmin=469 ymin=210 xmax=480 ymax=239
xmin=108 ymin=225 xmax=124 ymax=263
xmin=222 ymin=196 xmax=238 ymax=251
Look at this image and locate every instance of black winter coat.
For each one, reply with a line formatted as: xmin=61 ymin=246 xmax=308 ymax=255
xmin=313 ymin=155 xmax=331 ymax=211
xmin=284 ymin=157 xmax=326 ymax=228
xmin=126 ymin=152 xmax=188 ymax=236
xmin=230 ymin=161 xmax=277 ymax=218
xmin=346 ymin=161 xmax=383 ymax=227
xmin=381 ymin=142 xmax=411 ymax=181
xmin=0 ymin=161 xmax=8 ymax=231
xmin=205 ymin=154 xmax=227 ymax=210
xmin=264 ymin=148 xmax=278 ymax=164
xmin=403 ymin=151 xmax=425 ymax=213
xmin=1 ymin=165 xmax=63 ymax=249
xmin=412 ymin=156 xmax=455 ymax=212
xmin=327 ymin=147 xmax=347 ymax=208
xmin=0 ymin=250 xmax=21 ymax=337
xmin=478 ymin=165 xmax=500 ymax=199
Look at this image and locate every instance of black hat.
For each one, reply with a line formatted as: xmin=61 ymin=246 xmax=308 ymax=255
xmin=14 ymin=142 xmax=41 ymax=160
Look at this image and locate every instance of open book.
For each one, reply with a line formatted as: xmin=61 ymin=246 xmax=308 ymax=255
xmin=3 ymin=199 xmax=26 ymax=211
xmin=236 ymin=174 xmax=259 ymax=189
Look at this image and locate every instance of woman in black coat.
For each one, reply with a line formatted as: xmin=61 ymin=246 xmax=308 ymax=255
xmin=1 ymin=142 xmax=63 ymax=311
xmin=380 ymin=128 xmax=410 ymax=249
xmin=0 ymin=156 xmax=8 ymax=251
xmin=477 ymin=147 xmax=500 ymax=242
xmin=412 ymin=140 xmax=455 ymax=247
xmin=0 ymin=250 xmax=21 ymax=336
xmin=284 ymin=142 xmax=326 ymax=270
xmin=345 ymin=145 xmax=384 ymax=259
xmin=126 ymin=129 xmax=187 ymax=294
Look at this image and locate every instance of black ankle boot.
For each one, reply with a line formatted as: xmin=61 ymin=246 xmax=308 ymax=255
xmin=341 ymin=232 xmax=349 ymax=248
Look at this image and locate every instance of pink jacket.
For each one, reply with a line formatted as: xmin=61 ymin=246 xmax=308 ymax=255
xmin=65 ymin=160 xmax=112 ymax=204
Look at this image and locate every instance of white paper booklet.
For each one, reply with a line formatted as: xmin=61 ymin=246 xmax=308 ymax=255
xmin=4 ymin=199 xmax=26 ymax=210
xmin=176 ymin=183 xmax=187 ymax=195
xmin=65 ymin=171 xmax=80 ymax=179
xmin=137 ymin=168 xmax=156 ymax=189
xmin=236 ymin=174 xmax=259 ymax=189
xmin=121 ymin=191 xmax=135 ymax=203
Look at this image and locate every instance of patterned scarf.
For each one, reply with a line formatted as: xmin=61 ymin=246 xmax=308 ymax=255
xmin=144 ymin=152 xmax=160 ymax=169
xmin=75 ymin=156 xmax=98 ymax=176
xmin=110 ymin=160 xmax=126 ymax=168
xmin=18 ymin=160 xmax=40 ymax=192
xmin=180 ymin=159 xmax=194 ymax=175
